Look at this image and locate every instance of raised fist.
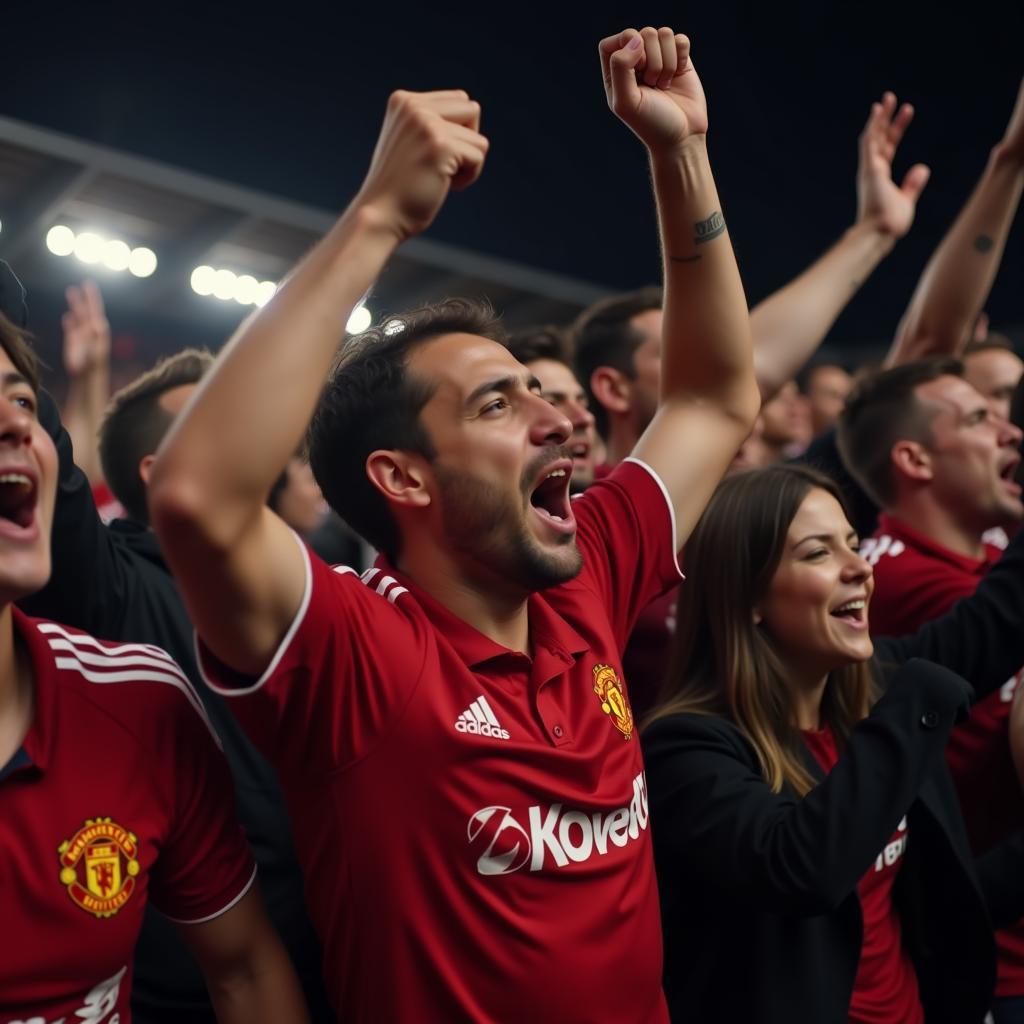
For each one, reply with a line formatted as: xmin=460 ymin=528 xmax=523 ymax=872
xmin=356 ymin=90 xmax=489 ymax=242
xmin=599 ymin=27 xmax=707 ymax=151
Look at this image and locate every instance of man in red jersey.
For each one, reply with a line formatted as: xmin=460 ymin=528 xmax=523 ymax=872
xmin=150 ymin=27 xmax=759 ymax=1023
xmin=838 ymin=357 xmax=1024 ymax=1023
xmin=0 ymin=300 xmax=308 ymax=1022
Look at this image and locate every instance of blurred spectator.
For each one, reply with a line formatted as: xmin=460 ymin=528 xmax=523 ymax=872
xmin=801 ymin=362 xmax=854 ymax=436
xmin=507 ymin=324 xmax=597 ymax=491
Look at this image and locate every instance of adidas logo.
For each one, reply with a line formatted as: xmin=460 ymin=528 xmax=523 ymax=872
xmin=455 ymin=695 xmax=511 ymax=740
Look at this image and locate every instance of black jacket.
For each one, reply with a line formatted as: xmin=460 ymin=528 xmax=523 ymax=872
xmin=20 ymin=391 xmax=333 ymax=1023
xmin=643 ymin=522 xmax=1024 ymax=1024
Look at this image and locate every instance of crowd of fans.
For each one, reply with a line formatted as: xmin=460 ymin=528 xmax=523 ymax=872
xmin=2 ymin=22 xmax=1024 ymax=1024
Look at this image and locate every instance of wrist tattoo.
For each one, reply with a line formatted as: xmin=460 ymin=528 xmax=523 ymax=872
xmin=974 ymin=234 xmax=994 ymax=253
xmin=695 ymin=211 xmax=726 ymax=245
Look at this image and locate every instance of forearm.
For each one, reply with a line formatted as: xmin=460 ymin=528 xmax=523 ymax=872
xmin=206 ymin=950 xmax=310 ymax=1024
xmin=62 ymin=367 xmax=109 ymax=485
xmin=652 ymin=136 xmax=757 ymax=419
xmin=151 ymin=201 xmax=398 ymax=539
xmin=751 ymin=222 xmax=894 ymax=398
xmin=887 ymin=143 xmax=1024 ymax=367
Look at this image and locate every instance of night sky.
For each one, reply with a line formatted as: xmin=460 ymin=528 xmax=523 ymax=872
xmin=4 ymin=1 xmax=1023 ymax=360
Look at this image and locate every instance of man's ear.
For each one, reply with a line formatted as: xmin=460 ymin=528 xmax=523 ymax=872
xmin=138 ymin=453 xmax=157 ymax=487
xmin=589 ymin=366 xmax=633 ymax=417
xmin=365 ymin=450 xmax=431 ymax=509
xmin=890 ymin=440 xmax=934 ymax=485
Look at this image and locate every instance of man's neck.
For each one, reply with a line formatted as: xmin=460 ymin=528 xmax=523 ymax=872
xmin=0 ymin=605 xmax=33 ymax=767
xmin=396 ymin=546 xmax=531 ymax=654
xmin=888 ymin=495 xmax=988 ymax=561
xmin=603 ymin=421 xmax=640 ymax=469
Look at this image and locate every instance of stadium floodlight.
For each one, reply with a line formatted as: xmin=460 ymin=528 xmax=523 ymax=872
xmin=46 ymin=225 xmax=76 ymax=257
xmin=128 ymin=247 xmax=157 ymax=278
xmin=254 ymin=280 xmax=277 ymax=308
xmin=73 ymin=232 xmax=105 ymax=265
xmin=211 ymin=268 xmax=237 ymax=301
xmin=346 ymin=304 xmax=372 ymax=334
xmin=190 ymin=265 xmax=216 ymax=296
xmin=232 ymin=274 xmax=259 ymax=306
xmin=101 ymin=239 xmax=132 ymax=272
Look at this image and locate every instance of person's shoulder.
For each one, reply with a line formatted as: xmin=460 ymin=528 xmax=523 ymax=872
xmin=860 ymin=530 xmax=916 ymax=571
xmin=642 ymin=710 xmax=750 ymax=752
xmin=28 ymin=616 xmax=218 ymax=747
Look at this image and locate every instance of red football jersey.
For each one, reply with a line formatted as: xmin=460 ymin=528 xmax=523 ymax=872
xmin=0 ymin=609 xmax=256 ymax=1023
xmin=199 ymin=458 xmax=682 ymax=1022
xmin=594 ymin=461 xmax=678 ymax=721
xmin=863 ymin=514 xmax=1024 ymax=996
xmin=804 ymin=726 xmax=924 ymax=1024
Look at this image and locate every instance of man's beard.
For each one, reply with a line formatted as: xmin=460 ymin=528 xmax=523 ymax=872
xmin=434 ymin=455 xmax=583 ymax=592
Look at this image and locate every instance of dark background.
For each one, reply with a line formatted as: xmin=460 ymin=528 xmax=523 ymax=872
xmin=3 ymin=1 xmax=1023 ymax=366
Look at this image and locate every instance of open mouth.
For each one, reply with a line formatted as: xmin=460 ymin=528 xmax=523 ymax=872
xmin=999 ymin=458 xmax=1022 ymax=494
xmin=569 ymin=440 xmax=591 ymax=464
xmin=528 ymin=462 xmax=576 ymax=533
xmin=0 ymin=471 xmax=37 ymax=531
xmin=830 ymin=598 xmax=867 ymax=626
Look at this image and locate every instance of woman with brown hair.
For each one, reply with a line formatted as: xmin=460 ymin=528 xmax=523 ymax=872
xmin=643 ymin=463 xmax=1024 ymax=1024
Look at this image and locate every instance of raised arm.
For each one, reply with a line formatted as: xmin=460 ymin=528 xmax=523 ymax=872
xmin=61 ymin=281 xmax=111 ymax=487
xmin=149 ymin=91 xmax=488 ymax=674
xmin=886 ymin=76 xmax=1024 ymax=366
xmin=599 ymin=26 xmax=760 ymax=545
xmin=752 ymin=93 xmax=929 ymax=398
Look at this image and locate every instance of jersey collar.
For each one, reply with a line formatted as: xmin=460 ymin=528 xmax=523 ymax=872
xmin=374 ymin=556 xmax=591 ymax=674
xmin=877 ymin=513 xmax=1000 ymax=576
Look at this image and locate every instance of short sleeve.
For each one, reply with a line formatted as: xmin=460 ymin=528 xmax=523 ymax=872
xmin=572 ymin=457 xmax=684 ymax=648
xmin=147 ymin=687 xmax=256 ymax=924
xmin=196 ymin=538 xmax=428 ymax=778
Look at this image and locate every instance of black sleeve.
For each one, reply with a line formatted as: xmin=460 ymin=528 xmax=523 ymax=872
xmin=643 ymin=658 xmax=970 ymax=915
xmin=974 ymin=830 xmax=1024 ymax=929
xmin=17 ymin=388 xmax=130 ymax=634
xmin=875 ymin=524 xmax=1024 ymax=703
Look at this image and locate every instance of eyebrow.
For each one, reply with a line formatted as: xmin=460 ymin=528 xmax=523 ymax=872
xmin=464 ymin=373 xmax=541 ymax=409
xmin=793 ymin=531 xmax=858 ymax=549
xmin=0 ymin=371 xmax=32 ymax=391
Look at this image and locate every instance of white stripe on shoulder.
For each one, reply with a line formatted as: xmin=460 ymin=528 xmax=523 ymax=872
xmin=359 ymin=569 xmax=409 ymax=605
xmin=36 ymin=623 xmax=178 ymax=664
xmin=53 ymin=658 xmax=221 ymax=748
xmin=332 ymin=565 xmax=359 ymax=576
xmin=162 ymin=863 xmax=258 ymax=925
xmin=198 ymin=529 xmax=312 ymax=699
xmin=622 ymin=456 xmax=684 ymax=580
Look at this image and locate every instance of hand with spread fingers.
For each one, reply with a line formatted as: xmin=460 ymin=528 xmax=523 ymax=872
xmin=62 ymin=280 xmax=110 ymax=378
xmin=599 ymin=26 xmax=707 ymax=151
xmin=857 ymin=92 xmax=931 ymax=239
xmin=356 ymin=89 xmax=489 ymax=244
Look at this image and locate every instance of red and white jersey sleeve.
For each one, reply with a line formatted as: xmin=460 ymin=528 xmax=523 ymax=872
xmin=198 ymin=537 xmax=428 ymax=779
xmin=145 ymin=680 xmax=257 ymax=923
xmin=571 ymin=457 xmax=683 ymax=648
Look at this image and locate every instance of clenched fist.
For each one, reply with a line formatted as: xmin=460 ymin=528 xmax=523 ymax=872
xmin=355 ymin=90 xmax=489 ymax=243
xmin=599 ymin=27 xmax=707 ymax=152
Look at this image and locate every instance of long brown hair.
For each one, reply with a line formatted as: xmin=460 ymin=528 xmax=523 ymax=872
xmin=645 ymin=464 xmax=880 ymax=796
